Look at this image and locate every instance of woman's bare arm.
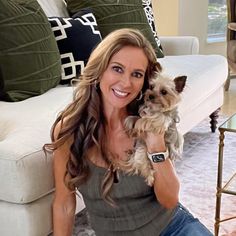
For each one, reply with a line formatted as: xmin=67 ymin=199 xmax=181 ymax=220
xmin=52 ymin=124 xmax=76 ymax=236
xmin=145 ymin=132 xmax=180 ymax=209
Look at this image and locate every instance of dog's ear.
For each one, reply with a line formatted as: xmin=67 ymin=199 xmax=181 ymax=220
xmin=154 ymin=61 xmax=162 ymax=73
xmin=174 ymin=75 xmax=187 ymax=93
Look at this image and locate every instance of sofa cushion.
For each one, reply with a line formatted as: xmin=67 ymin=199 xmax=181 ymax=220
xmin=48 ymin=10 xmax=102 ymax=84
xmin=0 ymin=194 xmax=53 ymax=235
xmin=66 ymin=0 xmax=164 ymax=58
xmin=0 ymin=0 xmax=61 ymax=102
xmin=0 ymin=86 xmax=73 ymax=204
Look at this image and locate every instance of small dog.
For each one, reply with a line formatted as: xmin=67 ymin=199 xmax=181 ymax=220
xmin=123 ymin=73 xmax=187 ymax=186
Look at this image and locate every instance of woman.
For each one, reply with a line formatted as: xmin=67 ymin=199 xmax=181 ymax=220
xmin=45 ymin=28 xmax=213 ymax=236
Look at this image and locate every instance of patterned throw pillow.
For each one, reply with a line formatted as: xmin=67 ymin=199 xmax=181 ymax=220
xmin=48 ymin=10 xmax=102 ymax=84
xmin=142 ymin=0 xmax=163 ymax=50
xmin=0 ymin=0 xmax=61 ymax=102
xmin=66 ymin=0 xmax=164 ymax=58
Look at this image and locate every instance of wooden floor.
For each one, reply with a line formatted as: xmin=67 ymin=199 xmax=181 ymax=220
xmin=221 ymin=78 xmax=236 ymax=116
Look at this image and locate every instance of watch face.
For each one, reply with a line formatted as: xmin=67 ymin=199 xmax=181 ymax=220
xmin=152 ymin=154 xmax=165 ymax=162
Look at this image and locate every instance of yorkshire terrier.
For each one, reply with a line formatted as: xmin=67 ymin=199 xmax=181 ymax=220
xmin=123 ymin=73 xmax=187 ymax=186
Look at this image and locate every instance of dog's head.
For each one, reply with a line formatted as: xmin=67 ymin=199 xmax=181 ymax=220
xmin=139 ymin=74 xmax=187 ymax=116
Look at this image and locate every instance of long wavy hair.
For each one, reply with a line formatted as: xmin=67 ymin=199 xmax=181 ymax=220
xmin=44 ymin=28 xmax=161 ymax=205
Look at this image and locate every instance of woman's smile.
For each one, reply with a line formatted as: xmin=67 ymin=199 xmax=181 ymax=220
xmin=112 ymin=88 xmax=129 ymax=98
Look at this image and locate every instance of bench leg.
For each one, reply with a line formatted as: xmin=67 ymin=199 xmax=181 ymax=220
xmin=209 ymin=108 xmax=220 ymax=133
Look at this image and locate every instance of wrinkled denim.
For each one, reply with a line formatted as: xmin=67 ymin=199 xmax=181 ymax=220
xmin=160 ymin=203 xmax=213 ymax=236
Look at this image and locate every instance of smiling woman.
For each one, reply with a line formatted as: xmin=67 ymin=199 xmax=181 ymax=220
xmin=44 ymin=28 xmax=213 ymax=236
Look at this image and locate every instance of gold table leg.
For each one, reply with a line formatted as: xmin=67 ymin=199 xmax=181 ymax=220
xmin=214 ymin=130 xmax=225 ymax=236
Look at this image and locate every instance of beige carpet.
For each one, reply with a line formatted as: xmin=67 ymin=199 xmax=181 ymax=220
xmin=176 ymin=116 xmax=236 ymax=236
xmin=72 ymin=116 xmax=236 ymax=236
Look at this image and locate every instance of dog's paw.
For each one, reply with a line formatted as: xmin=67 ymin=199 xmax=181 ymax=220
xmin=146 ymin=175 xmax=155 ymax=186
xmin=124 ymin=116 xmax=139 ymax=129
xmin=145 ymin=169 xmax=155 ymax=186
xmin=124 ymin=116 xmax=140 ymax=136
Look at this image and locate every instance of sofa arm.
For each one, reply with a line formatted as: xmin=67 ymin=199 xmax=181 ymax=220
xmin=159 ymin=36 xmax=199 ymax=56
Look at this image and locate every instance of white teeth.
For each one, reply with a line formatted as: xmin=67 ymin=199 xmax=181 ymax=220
xmin=113 ymin=89 xmax=128 ymax=97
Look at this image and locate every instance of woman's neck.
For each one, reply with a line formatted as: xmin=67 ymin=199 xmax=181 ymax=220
xmin=104 ymin=107 xmax=127 ymax=131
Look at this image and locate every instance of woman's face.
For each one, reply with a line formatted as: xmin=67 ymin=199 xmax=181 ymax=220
xmin=99 ymin=46 xmax=148 ymax=111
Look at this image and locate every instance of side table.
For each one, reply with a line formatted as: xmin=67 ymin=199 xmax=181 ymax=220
xmin=214 ymin=113 xmax=236 ymax=236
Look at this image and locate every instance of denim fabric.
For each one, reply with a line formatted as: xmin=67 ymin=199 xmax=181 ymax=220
xmin=160 ymin=203 xmax=213 ymax=236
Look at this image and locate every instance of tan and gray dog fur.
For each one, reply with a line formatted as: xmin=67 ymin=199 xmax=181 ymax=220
xmin=123 ymin=72 xmax=187 ymax=186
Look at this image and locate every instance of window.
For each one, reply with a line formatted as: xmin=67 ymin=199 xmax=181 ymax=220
xmin=207 ymin=0 xmax=227 ymax=43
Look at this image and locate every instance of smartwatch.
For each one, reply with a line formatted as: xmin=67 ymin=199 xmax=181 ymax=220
xmin=147 ymin=150 xmax=169 ymax=163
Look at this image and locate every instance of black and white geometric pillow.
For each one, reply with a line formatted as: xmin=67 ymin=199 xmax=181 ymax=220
xmin=142 ymin=0 xmax=163 ymax=51
xmin=48 ymin=10 xmax=102 ymax=84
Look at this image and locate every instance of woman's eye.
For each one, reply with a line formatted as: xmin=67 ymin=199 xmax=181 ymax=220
xmin=132 ymin=71 xmax=144 ymax=78
xmin=112 ymin=66 xmax=123 ymax=73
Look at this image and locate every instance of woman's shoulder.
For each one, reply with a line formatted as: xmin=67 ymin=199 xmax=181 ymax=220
xmin=53 ymin=118 xmax=74 ymax=152
xmin=54 ymin=119 xmax=64 ymax=139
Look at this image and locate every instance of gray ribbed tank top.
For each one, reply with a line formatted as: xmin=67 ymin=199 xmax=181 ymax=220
xmin=79 ymin=160 xmax=176 ymax=236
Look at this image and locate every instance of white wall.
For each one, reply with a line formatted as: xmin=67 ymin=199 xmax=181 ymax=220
xmin=152 ymin=0 xmax=226 ymax=56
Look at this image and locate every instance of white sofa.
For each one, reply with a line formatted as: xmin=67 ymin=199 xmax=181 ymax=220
xmin=0 ymin=0 xmax=228 ymax=235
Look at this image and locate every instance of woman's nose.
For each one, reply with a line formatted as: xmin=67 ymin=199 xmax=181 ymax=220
xmin=121 ymin=74 xmax=132 ymax=87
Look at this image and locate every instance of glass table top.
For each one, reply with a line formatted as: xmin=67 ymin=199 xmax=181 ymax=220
xmin=219 ymin=113 xmax=236 ymax=132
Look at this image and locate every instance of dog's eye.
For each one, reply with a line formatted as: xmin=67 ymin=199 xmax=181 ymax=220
xmin=160 ymin=89 xmax=167 ymax=95
xmin=149 ymin=84 xmax=154 ymax=90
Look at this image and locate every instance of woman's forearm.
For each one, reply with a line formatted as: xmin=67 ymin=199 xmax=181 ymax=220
xmin=53 ymin=198 xmax=76 ymax=236
xmin=152 ymin=160 xmax=180 ymax=209
xmin=145 ymin=132 xmax=180 ymax=209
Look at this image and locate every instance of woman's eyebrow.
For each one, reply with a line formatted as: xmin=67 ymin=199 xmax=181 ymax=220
xmin=110 ymin=61 xmax=123 ymax=66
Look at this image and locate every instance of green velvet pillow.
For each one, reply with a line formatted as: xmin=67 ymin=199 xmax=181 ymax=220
xmin=66 ymin=0 xmax=164 ymax=58
xmin=0 ymin=0 xmax=61 ymax=102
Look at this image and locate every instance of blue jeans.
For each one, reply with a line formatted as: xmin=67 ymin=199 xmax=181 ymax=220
xmin=160 ymin=203 xmax=213 ymax=236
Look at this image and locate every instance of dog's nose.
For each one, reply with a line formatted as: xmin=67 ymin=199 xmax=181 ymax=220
xmin=148 ymin=94 xmax=155 ymax=100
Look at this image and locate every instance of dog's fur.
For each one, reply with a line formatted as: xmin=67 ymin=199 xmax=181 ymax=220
xmin=123 ymin=73 xmax=187 ymax=186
